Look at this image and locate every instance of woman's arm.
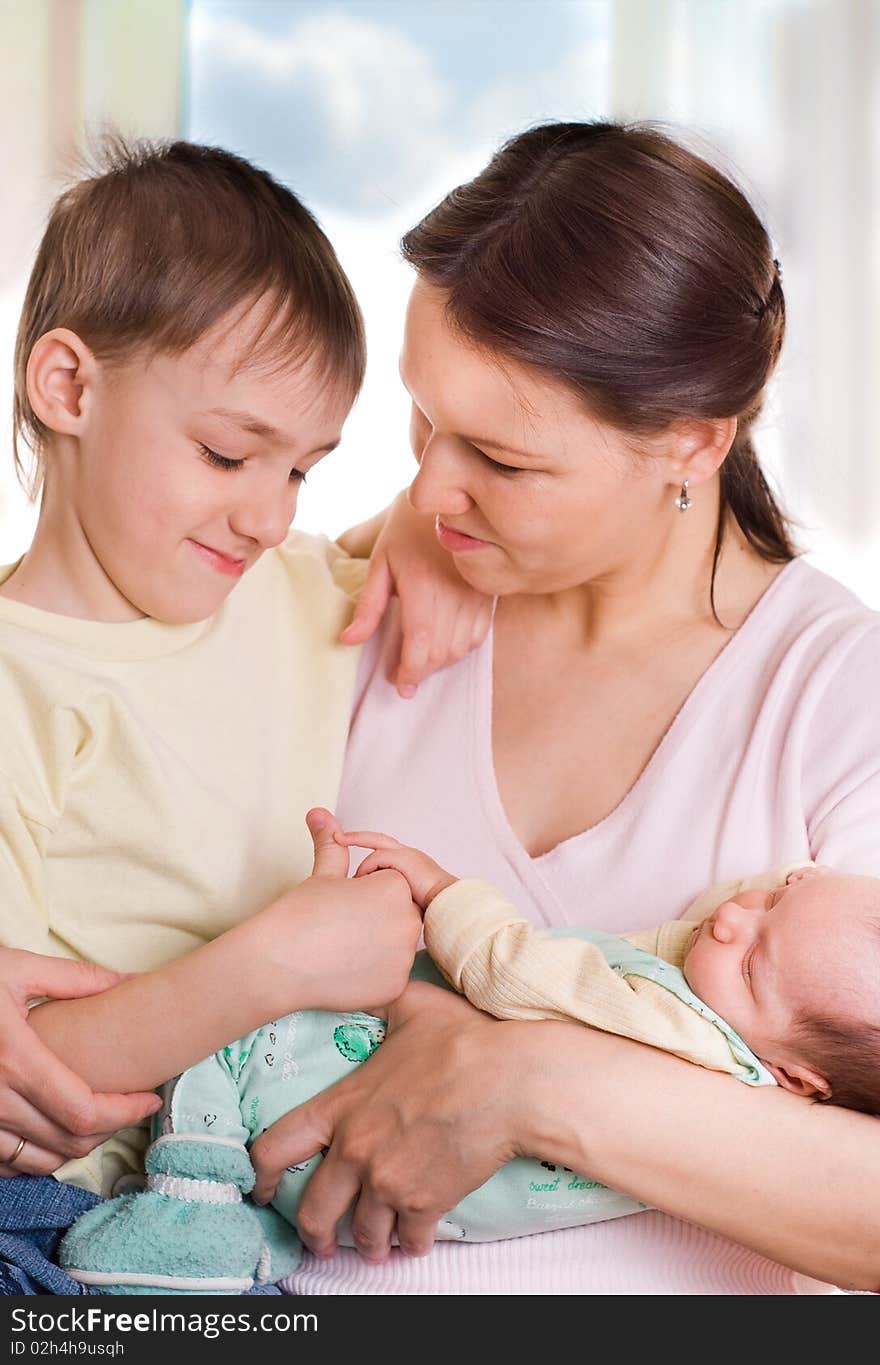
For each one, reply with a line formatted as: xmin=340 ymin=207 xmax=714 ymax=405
xmin=337 ymin=492 xmax=493 ymax=697
xmin=28 ymin=811 xmax=421 ymax=1097
xmin=250 ymin=984 xmax=880 ymax=1290
xmin=520 ymin=1020 xmax=880 ymax=1291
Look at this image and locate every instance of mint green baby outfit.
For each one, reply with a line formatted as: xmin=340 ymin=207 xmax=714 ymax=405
xmin=60 ymin=934 xmax=773 ymax=1294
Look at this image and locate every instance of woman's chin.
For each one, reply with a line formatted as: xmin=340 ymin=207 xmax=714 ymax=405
xmin=453 ymin=563 xmax=505 ymax=596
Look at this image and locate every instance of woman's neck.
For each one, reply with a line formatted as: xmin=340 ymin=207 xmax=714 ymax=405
xmin=502 ymin=497 xmax=784 ymax=651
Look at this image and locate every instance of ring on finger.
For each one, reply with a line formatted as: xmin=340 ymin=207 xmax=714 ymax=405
xmin=7 ymin=1135 xmax=26 ymax=1167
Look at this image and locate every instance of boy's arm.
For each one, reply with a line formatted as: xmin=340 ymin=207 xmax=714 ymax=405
xmin=29 ymin=811 xmax=422 ymax=1095
xmin=30 ymin=910 xmax=298 ymax=1093
xmin=424 ymin=881 xmax=746 ymax=1077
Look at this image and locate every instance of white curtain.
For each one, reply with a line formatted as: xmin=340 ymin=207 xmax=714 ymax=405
xmin=0 ymin=0 xmax=184 ymax=560
xmin=609 ymin=0 xmax=880 ymax=596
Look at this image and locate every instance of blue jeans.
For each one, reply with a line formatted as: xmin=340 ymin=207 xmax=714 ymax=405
xmin=0 ymin=1176 xmax=281 ymax=1295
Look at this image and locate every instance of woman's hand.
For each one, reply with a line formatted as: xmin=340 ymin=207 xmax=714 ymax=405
xmin=250 ymin=982 xmax=523 ymax=1261
xmin=340 ymin=492 xmax=493 ymax=698
xmin=0 ymin=949 xmax=162 ymax=1176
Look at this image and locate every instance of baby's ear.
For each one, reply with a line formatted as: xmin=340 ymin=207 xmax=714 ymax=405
xmin=785 ymin=865 xmax=831 ymax=885
xmin=766 ymin=1061 xmax=832 ymax=1100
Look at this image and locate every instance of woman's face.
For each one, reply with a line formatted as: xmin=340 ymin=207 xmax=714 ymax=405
xmin=400 ymin=280 xmax=680 ymax=598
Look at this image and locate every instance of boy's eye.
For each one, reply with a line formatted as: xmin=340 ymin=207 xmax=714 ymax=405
xmin=198 ymin=444 xmax=306 ymax=483
xmin=199 ymin=444 xmax=244 ymax=472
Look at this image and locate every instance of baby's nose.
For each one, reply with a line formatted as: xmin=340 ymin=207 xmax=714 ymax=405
xmin=712 ymin=898 xmax=755 ymax=941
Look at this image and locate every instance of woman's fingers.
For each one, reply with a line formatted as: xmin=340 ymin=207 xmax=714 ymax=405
xmin=0 ymin=949 xmax=160 ymax=1161
xmin=0 ymin=1129 xmax=65 ymax=1178
xmin=393 ymin=620 xmax=432 ymax=698
xmin=348 ymin=1189 xmax=396 ymax=1264
xmin=295 ymin=1154 xmax=361 ymax=1260
xmin=251 ymin=1094 xmax=367 ymax=1259
xmin=396 ymin=1207 xmax=441 ymax=1258
xmin=0 ymin=1085 xmax=121 ymax=1161
xmin=11 ymin=951 xmax=128 ymax=1007
xmin=251 ymin=1100 xmax=332 ymax=1207
xmin=339 ymin=556 xmax=393 ymax=646
xmin=6 ymin=1026 xmax=160 ymax=1140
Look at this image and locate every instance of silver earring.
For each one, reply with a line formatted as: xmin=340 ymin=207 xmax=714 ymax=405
xmin=674 ymin=480 xmax=692 ymax=512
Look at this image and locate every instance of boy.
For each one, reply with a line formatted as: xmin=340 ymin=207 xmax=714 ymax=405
xmin=0 ymin=137 xmax=478 ymax=1291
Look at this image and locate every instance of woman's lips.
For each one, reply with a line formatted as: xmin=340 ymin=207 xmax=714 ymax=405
xmin=435 ymin=519 xmax=492 ymax=552
xmin=189 ymin=540 xmax=247 ymax=577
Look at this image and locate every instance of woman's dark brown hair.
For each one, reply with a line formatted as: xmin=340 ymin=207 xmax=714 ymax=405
xmin=402 ymin=121 xmax=793 ymax=616
xmin=14 ymin=136 xmax=366 ymax=499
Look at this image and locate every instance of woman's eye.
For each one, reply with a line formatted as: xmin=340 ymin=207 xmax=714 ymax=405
xmin=478 ymin=448 xmax=520 ymax=474
xmin=199 ymin=444 xmax=244 ymax=471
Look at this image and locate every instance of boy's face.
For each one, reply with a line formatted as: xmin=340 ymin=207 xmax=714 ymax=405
xmin=55 ymin=305 xmax=352 ymax=623
xmin=683 ymin=868 xmax=876 ymax=1080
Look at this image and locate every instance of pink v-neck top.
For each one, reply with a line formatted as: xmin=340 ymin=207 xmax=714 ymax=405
xmin=285 ymin=557 xmax=880 ymax=1295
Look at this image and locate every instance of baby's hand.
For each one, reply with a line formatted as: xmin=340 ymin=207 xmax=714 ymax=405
xmin=335 ymin=829 xmax=457 ymax=911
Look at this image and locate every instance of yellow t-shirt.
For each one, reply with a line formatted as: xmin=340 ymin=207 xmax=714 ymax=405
xmin=0 ymin=531 xmax=366 ymax=1192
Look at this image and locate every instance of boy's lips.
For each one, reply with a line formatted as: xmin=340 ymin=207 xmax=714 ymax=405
xmin=435 ymin=518 xmax=492 ymax=552
xmin=188 ymin=539 xmax=248 ymax=577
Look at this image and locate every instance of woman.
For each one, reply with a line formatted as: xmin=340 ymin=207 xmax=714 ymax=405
xmin=252 ymin=122 xmax=880 ymax=1295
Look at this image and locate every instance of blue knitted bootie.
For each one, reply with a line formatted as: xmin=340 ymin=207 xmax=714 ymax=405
xmin=60 ymin=1136 xmax=281 ymax=1295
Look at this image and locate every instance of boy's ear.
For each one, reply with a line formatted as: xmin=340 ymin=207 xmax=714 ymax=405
xmin=766 ymin=1061 xmax=832 ymax=1101
xmin=26 ymin=328 xmax=98 ymax=437
xmin=665 ymin=415 xmax=737 ymax=491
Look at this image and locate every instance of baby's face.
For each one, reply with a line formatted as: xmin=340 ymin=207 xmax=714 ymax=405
xmin=683 ymin=868 xmax=877 ymax=1078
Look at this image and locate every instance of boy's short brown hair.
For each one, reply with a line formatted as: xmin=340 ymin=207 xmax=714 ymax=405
xmin=13 ymin=137 xmax=366 ymax=497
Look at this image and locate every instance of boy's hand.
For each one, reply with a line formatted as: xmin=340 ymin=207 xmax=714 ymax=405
xmin=334 ymin=829 xmax=456 ymax=911
xmin=268 ymin=810 xmax=422 ymax=1014
xmin=340 ymin=492 xmax=493 ymax=698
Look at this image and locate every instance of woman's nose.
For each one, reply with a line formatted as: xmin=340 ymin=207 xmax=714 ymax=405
xmin=407 ymin=441 xmax=473 ymax=518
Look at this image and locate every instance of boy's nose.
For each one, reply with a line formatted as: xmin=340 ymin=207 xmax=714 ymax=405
xmin=408 ymin=442 xmax=473 ymax=519
xmin=230 ymin=486 xmax=298 ymax=549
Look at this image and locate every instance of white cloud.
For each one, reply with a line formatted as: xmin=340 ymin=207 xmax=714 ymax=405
xmin=190 ymin=7 xmax=458 ymax=201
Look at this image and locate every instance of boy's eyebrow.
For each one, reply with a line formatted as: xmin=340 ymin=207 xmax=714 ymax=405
xmin=205 ymin=406 xmax=340 ymax=453
xmin=206 ymin=406 xmax=283 ymax=439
